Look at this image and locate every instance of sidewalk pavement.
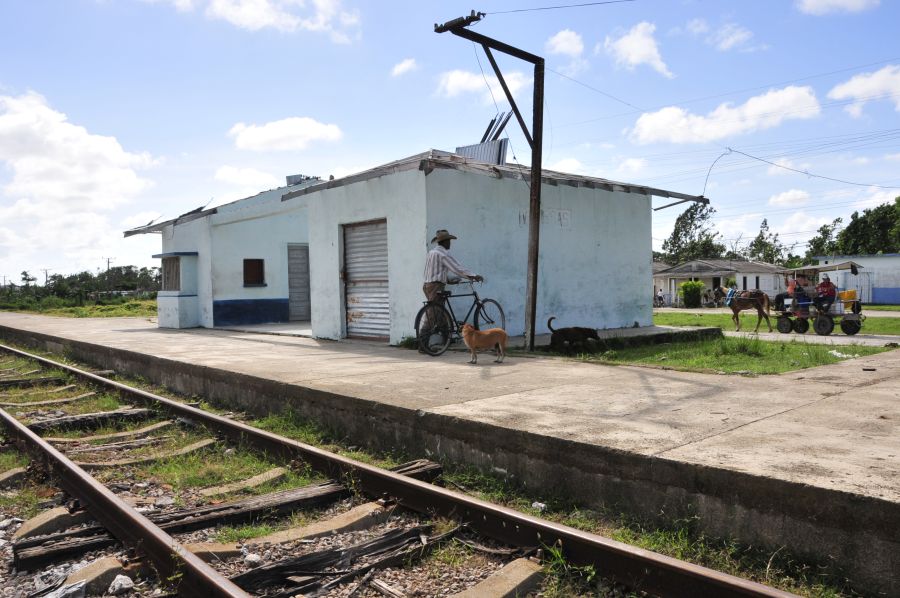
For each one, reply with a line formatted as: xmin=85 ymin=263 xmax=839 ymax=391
xmin=0 ymin=312 xmax=897 ymax=505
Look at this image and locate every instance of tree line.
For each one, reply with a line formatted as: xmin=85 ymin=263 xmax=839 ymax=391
xmin=3 ymin=265 xmax=160 ymax=305
xmin=656 ymin=196 xmax=900 ymax=266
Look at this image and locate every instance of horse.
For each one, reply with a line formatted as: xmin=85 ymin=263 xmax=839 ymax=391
xmin=714 ymin=287 xmax=773 ymax=332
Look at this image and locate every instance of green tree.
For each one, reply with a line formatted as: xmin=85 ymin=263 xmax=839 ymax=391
xmin=805 ymin=218 xmax=842 ymax=262
xmin=746 ymin=219 xmax=789 ymax=264
xmin=836 ymin=198 xmax=899 ymax=255
xmin=662 ymin=204 xmax=725 ymax=264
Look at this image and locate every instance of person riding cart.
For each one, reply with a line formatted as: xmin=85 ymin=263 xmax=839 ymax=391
xmin=813 ymin=274 xmax=837 ymax=313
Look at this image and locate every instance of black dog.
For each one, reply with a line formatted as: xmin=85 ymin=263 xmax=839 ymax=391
xmin=547 ymin=317 xmax=600 ymax=353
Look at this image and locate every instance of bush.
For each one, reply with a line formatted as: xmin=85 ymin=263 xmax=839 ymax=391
xmin=679 ymin=281 xmax=705 ymax=308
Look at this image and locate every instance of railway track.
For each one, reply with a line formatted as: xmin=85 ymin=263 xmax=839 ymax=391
xmin=0 ymin=343 xmax=796 ymax=597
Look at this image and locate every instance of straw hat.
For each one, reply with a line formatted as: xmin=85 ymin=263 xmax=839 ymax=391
xmin=431 ymin=229 xmax=457 ymax=244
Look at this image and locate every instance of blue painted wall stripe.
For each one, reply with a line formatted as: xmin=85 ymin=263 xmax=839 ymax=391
xmin=213 ymin=298 xmax=289 ymax=326
xmin=872 ymin=288 xmax=900 ymax=304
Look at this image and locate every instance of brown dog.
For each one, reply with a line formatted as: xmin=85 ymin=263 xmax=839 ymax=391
xmin=460 ymin=323 xmax=507 ymax=364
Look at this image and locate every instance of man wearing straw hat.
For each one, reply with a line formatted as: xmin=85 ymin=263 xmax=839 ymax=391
xmin=423 ymin=229 xmax=483 ymax=303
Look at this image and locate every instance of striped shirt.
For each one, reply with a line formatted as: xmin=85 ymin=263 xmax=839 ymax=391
xmin=424 ymin=245 xmax=475 ymax=283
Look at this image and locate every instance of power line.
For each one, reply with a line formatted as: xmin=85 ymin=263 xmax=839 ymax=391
xmin=547 ymin=66 xmax=642 ymax=111
xmin=725 ymin=147 xmax=900 ymax=190
xmin=489 ymin=0 xmax=635 ymax=15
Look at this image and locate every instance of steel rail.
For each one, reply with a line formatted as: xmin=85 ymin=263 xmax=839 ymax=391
xmin=0 ymin=405 xmax=249 ymax=597
xmin=0 ymin=344 xmax=796 ymax=597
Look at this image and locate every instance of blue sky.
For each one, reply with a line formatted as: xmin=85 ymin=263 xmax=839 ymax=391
xmin=1 ymin=0 xmax=899 ymax=280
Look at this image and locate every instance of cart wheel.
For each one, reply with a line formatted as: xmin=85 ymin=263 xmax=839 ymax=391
xmin=792 ymin=318 xmax=809 ymax=334
xmin=840 ymin=319 xmax=862 ymax=335
xmin=814 ymin=314 xmax=834 ymax=336
xmin=776 ymin=316 xmax=793 ymax=334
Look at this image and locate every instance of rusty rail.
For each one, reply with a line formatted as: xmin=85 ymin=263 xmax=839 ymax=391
xmin=0 ymin=405 xmax=249 ymax=597
xmin=0 ymin=344 xmax=796 ymax=597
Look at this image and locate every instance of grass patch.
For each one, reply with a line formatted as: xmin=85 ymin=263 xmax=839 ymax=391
xmin=579 ymin=336 xmax=887 ymax=374
xmin=0 ymin=450 xmax=27 ymax=472
xmin=443 ymin=465 xmax=854 ymax=597
xmin=252 ymin=411 xmax=403 ymax=469
xmin=654 ymin=311 xmax=900 ymax=336
xmin=134 ymin=444 xmax=321 ymax=492
xmin=0 ymin=298 xmax=157 ymax=318
xmin=214 ymin=523 xmax=278 ymax=543
xmin=0 ymin=483 xmax=55 ymax=519
xmin=864 ymin=304 xmax=900 ymax=311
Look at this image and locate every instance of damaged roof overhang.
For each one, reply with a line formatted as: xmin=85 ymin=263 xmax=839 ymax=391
xmin=280 ymin=150 xmax=708 ymax=206
xmin=123 ymin=207 xmax=218 ymax=237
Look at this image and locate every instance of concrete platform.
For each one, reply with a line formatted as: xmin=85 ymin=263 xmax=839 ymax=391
xmin=0 ymin=313 xmax=897 ymax=594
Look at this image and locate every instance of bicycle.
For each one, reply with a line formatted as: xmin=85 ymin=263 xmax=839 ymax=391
xmin=414 ymin=279 xmax=505 ymax=356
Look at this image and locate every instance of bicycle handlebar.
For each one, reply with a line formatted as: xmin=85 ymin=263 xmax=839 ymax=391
xmin=447 ymin=277 xmax=484 ymax=285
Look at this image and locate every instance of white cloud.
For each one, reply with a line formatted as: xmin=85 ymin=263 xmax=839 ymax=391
xmin=0 ymin=92 xmax=157 ymax=274
xmin=121 ymin=211 xmax=164 ymax=229
xmin=148 ymin=0 xmax=361 ymax=42
xmin=546 ymin=29 xmax=584 ymax=57
xmin=710 ymin=23 xmax=754 ymax=51
xmin=885 ymin=153 xmax=900 ymax=161
xmin=616 ymin=157 xmax=647 ymax=176
xmin=435 ymin=70 xmax=530 ymax=104
xmin=796 ymin=0 xmax=879 ymax=15
xmin=547 ymin=158 xmax=587 ymax=174
xmin=143 ymin=0 xmax=195 ymax=12
xmin=391 ymin=58 xmax=418 ymax=77
xmin=827 ymin=64 xmax=900 ymax=117
xmin=0 ymin=92 xmax=154 ymax=212
xmin=603 ymin=22 xmax=673 ymax=79
xmin=851 ymin=188 xmax=897 ymax=211
xmin=214 ymin=165 xmax=280 ymax=188
xmin=686 ymin=18 xmax=709 ymax=35
xmin=546 ymin=29 xmax=588 ymax=75
xmin=228 ymin=116 xmax=342 ymax=151
xmin=630 ymin=85 xmax=821 ymax=144
xmin=768 ymin=189 xmax=810 ymax=206
xmin=779 ymin=212 xmax=827 ymax=237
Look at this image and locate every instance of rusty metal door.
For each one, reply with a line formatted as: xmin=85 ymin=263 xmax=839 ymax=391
xmin=343 ymin=219 xmax=389 ymax=339
xmin=287 ymin=244 xmax=311 ymax=321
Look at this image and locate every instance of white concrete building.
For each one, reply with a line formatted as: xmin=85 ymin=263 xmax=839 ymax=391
xmin=815 ymin=254 xmax=900 ymax=303
xmin=127 ymin=150 xmax=703 ymax=343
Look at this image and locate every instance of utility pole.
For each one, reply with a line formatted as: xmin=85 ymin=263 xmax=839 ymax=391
xmin=101 ymin=257 xmax=115 ymax=292
xmin=436 ymin=10 xmax=545 ymax=351
xmin=40 ymin=268 xmax=53 ymax=286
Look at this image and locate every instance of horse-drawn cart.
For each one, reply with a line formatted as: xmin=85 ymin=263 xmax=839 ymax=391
xmin=775 ymin=261 xmax=865 ymax=336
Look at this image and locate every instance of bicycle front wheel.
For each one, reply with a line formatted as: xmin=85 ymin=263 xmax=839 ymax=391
xmin=415 ymin=303 xmax=454 ymax=356
xmin=475 ymin=298 xmax=506 ymax=330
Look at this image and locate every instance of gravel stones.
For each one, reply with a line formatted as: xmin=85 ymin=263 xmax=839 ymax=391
xmin=108 ymin=574 xmax=134 ymax=595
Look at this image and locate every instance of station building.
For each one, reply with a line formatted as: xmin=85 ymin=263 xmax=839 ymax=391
xmin=126 ymin=150 xmax=703 ymax=344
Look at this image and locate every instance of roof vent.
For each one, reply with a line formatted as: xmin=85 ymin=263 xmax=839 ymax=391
xmin=286 ymin=174 xmax=320 ymax=186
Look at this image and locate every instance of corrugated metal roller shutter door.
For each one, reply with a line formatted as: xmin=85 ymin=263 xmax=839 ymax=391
xmin=287 ymin=244 xmax=311 ymax=321
xmin=344 ymin=220 xmax=389 ymax=338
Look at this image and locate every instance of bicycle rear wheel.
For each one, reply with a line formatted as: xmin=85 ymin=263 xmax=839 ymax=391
xmin=475 ymin=298 xmax=506 ymax=330
xmin=415 ymin=303 xmax=454 ymax=356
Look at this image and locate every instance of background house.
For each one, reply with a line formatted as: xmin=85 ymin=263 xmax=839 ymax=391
xmin=127 ymin=150 xmax=703 ymax=343
xmin=652 ymin=261 xmax=670 ymax=300
xmin=656 ymin=259 xmax=784 ymax=305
